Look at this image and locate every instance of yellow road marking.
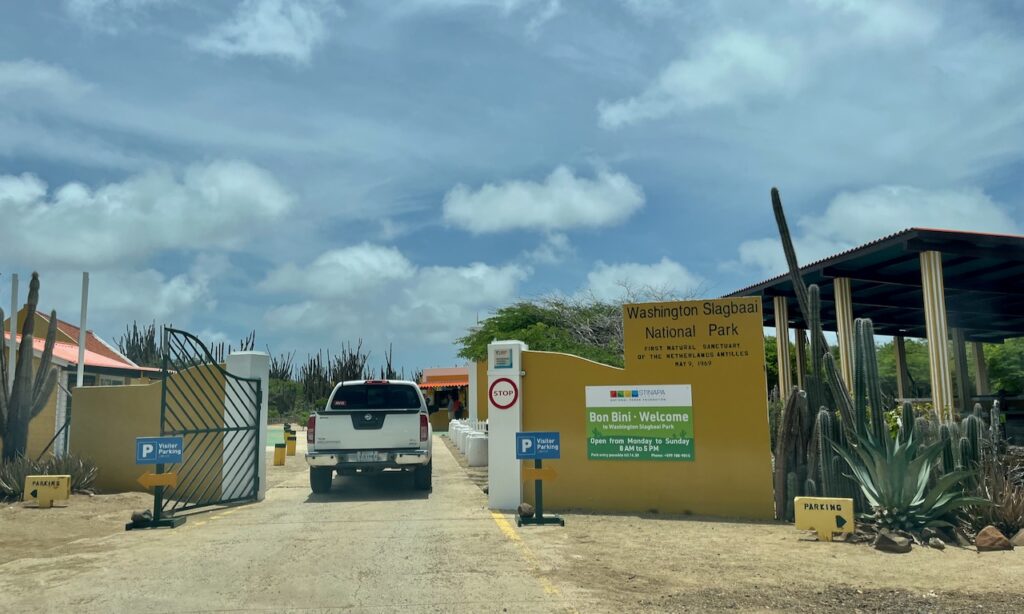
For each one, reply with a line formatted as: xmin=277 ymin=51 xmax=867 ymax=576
xmin=489 ymin=512 xmax=578 ymax=610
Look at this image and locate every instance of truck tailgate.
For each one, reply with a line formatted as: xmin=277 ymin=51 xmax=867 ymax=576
xmin=313 ymin=410 xmax=421 ymax=450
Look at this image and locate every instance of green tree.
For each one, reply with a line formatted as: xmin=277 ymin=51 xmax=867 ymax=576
xmin=986 ymin=338 xmax=1024 ymax=395
xmin=875 ymin=338 xmax=931 ymax=399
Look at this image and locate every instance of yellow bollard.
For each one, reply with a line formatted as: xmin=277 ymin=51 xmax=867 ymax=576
xmin=286 ymin=433 xmax=297 ymax=456
xmin=273 ymin=443 xmax=286 ymax=466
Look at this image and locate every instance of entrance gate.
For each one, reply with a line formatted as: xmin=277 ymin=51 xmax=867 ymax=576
xmin=147 ymin=328 xmax=262 ymax=528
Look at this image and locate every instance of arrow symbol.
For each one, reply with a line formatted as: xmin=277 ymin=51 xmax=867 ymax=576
xmin=138 ymin=472 xmax=178 ymax=489
xmin=30 ymin=489 xmax=38 ymax=498
xmin=835 ymin=515 xmax=847 ymax=528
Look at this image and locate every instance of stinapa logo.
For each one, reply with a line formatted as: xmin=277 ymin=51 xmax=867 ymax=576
xmin=610 ymin=389 xmax=640 ymax=398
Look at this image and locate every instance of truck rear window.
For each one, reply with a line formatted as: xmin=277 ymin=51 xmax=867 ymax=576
xmin=329 ymin=384 xmax=421 ymax=410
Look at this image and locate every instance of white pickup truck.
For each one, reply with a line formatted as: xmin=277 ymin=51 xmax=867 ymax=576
xmin=305 ymin=379 xmax=434 ymax=493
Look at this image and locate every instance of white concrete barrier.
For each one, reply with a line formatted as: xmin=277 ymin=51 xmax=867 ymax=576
xmin=466 ymin=434 xmax=488 ymax=467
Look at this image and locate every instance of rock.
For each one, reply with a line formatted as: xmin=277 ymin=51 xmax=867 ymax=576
xmin=1011 ymin=529 xmax=1024 ymax=548
xmin=129 ymin=509 xmax=152 ymax=528
xmin=976 ymin=525 xmax=1013 ymax=552
xmin=927 ymin=537 xmax=946 ymax=550
xmin=873 ymin=528 xmax=912 ymax=553
xmin=517 ymin=503 xmax=535 ymax=519
xmin=922 ymin=527 xmax=938 ymax=540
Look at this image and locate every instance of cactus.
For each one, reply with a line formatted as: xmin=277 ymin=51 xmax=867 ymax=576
xmin=0 ymin=273 xmax=60 ymax=462
xmin=899 ymin=402 xmax=915 ymax=444
xmin=804 ymin=478 xmax=817 ymax=497
xmin=990 ymin=401 xmax=1003 ymax=448
xmin=962 ymin=413 xmax=983 ymax=468
xmin=939 ymin=424 xmax=956 ymax=475
xmin=785 ymin=472 xmax=798 ymax=521
xmin=815 ymin=408 xmax=838 ymax=496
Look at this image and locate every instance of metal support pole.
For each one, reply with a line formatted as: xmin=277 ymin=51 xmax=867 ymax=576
xmin=773 ymin=297 xmax=792 ymax=400
xmin=920 ymin=251 xmax=954 ymax=421
xmin=971 ymin=342 xmax=989 ymax=395
xmin=951 ymin=328 xmax=972 ymax=415
xmin=534 ymin=459 xmax=543 ymax=518
xmin=833 ymin=277 xmax=855 ymax=391
xmin=794 ymin=328 xmax=807 ymax=390
xmin=894 ymin=336 xmax=910 ymax=401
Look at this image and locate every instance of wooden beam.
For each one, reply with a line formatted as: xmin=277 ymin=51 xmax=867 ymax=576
xmin=822 ymin=266 xmax=1024 ymax=296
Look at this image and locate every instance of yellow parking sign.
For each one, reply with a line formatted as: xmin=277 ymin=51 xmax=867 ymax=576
xmin=794 ymin=497 xmax=855 ymax=541
xmin=23 ymin=475 xmax=71 ymax=509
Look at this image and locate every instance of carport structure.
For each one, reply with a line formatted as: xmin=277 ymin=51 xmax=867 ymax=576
xmin=727 ymin=228 xmax=1024 ymax=421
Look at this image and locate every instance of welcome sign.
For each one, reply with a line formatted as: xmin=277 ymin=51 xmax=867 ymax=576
xmin=585 ymin=385 xmax=693 ymax=461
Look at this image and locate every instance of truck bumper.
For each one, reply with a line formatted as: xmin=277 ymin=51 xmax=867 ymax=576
xmin=306 ymin=449 xmax=431 ymax=468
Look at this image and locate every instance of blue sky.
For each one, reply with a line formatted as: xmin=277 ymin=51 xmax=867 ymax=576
xmin=2 ymin=0 xmax=1023 ymax=373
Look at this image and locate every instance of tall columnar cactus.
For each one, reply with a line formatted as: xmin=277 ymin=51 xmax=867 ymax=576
xmin=899 ymin=402 xmax=915 ymax=444
xmin=814 ymin=408 xmax=838 ymax=496
xmin=0 ymin=273 xmax=59 ymax=462
xmin=961 ymin=413 xmax=983 ymax=469
xmin=939 ymin=424 xmax=956 ymax=475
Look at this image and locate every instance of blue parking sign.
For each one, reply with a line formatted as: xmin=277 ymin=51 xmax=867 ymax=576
xmin=136 ymin=436 xmax=184 ymax=464
xmin=516 ymin=432 xmax=560 ymax=460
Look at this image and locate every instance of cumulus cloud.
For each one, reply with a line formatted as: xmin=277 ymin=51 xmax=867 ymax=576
xmin=0 ymin=160 xmax=293 ymax=267
xmin=260 ymin=244 xmax=415 ymax=299
xmin=442 ymin=166 xmax=644 ymax=233
xmin=262 ymin=246 xmax=529 ymax=347
xmin=585 ymin=258 xmax=703 ymax=301
xmin=731 ymin=185 xmax=1021 ymax=278
xmin=0 ymin=59 xmax=92 ymax=100
xmin=65 ymin=0 xmax=171 ymax=32
xmin=599 ymin=30 xmax=799 ymax=128
xmin=193 ymin=0 xmax=341 ymax=63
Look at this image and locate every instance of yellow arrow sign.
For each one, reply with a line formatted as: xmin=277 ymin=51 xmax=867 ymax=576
xmin=522 ymin=467 xmax=557 ymax=482
xmin=138 ymin=472 xmax=178 ymax=489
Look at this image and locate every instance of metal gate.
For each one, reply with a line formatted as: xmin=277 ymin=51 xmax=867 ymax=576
xmin=148 ymin=327 xmax=262 ymax=528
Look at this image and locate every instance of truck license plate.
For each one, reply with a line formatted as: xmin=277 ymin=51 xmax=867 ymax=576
xmin=355 ymin=451 xmax=378 ymax=462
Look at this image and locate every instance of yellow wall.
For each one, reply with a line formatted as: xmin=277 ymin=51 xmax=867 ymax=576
xmin=475 ymin=360 xmax=487 ymax=421
xmin=518 ymin=298 xmax=774 ymax=520
xmin=70 ymin=380 xmax=161 ymax=492
xmin=69 ymin=364 xmax=230 ymax=496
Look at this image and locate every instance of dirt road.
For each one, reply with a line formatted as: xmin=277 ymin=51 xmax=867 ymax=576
xmin=1 ymin=436 xmax=579 ymax=613
xmin=4 ymin=436 xmax=1024 ymax=613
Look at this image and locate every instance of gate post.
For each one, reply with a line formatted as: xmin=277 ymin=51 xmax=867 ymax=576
xmin=227 ymin=352 xmax=270 ymax=501
xmin=486 ymin=340 xmax=528 ymax=511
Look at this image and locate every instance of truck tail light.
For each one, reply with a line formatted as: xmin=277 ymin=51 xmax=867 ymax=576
xmin=307 ymin=414 xmax=316 ymax=444
xmin=420 ymin=414 xmax=429 ymax=442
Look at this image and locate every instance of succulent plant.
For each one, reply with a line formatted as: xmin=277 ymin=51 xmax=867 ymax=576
xmin=0 ymin=273 xmax=60 ymax=462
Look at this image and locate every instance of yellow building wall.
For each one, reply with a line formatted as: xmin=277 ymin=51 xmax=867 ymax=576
xmin=518 ymin=298 xmax=774 ymax=520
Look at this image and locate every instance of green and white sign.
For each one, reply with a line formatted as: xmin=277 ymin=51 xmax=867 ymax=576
xmin=585 ymin=385 xmax=693 ymax=461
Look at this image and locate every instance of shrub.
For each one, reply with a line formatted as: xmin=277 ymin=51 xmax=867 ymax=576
xmin=0 ymin=454 xmax=98 ymax=499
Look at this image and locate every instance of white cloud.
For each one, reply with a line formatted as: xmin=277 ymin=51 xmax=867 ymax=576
xmin=65 ymin=0 xmax=171 ymax=32
xmin=599 ymin=30 xmax=799 ymax=128
xmin=0 ymin=60 xmax=92 ymax=100
xmin=262 ymin=246 xmax=529 ymax=348
xmin=193 ymin=0 xmax=341 ymax=63
xmin=261 ymin=244 xmax=415 ymax=299
xmin=585 ymin=257 xmax=703 ymax=301
xmin=0 ymin=160 xmax=293 ymax=268
xmin=731 ymin=185 xmax=1021 ymax=278
xmin=523 ymin=232 xmax=573 ymax=265
xmin=442 ymin=166 xmax=644 ymax=233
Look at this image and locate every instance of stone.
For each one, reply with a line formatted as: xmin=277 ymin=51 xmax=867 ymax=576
xmin=517 ymin=503 xmax=535 ymax=519
xmin=927 ymin=537 xmax=946 ymax=550
xmin=975 ymin=525 xmax=1013 ymax=552
xmin=1011 ymin=529 xmax=1024 ymax=548
xmin=873 ymin=528 xmax=912 ymax=553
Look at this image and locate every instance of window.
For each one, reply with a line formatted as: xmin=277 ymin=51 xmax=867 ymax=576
xmin=329 ymin=384 xmax=421 ymax=410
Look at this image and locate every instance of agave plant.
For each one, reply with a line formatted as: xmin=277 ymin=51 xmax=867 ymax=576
xmin=833 ymin=427 xmax=988 ymax=531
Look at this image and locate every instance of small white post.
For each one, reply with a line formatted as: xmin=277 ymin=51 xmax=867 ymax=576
xmin=76 ymin=273 xmax=89 ymax=389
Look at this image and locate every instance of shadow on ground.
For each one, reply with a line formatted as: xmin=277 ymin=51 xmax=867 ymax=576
xmin=304 ymin=471 xmax=430 ymax=503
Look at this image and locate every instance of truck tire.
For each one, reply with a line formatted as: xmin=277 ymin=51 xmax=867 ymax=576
xmin=310 ymin=467 xmax=333 ymax=494
xmin=413 ymin=461 xmax=432 ymax=491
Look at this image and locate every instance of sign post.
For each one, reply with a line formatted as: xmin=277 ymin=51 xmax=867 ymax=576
xmin=128 ymin=436 xmax=186 ymax=530
xmin=515 ymin=432 xmax=564 ymax=527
